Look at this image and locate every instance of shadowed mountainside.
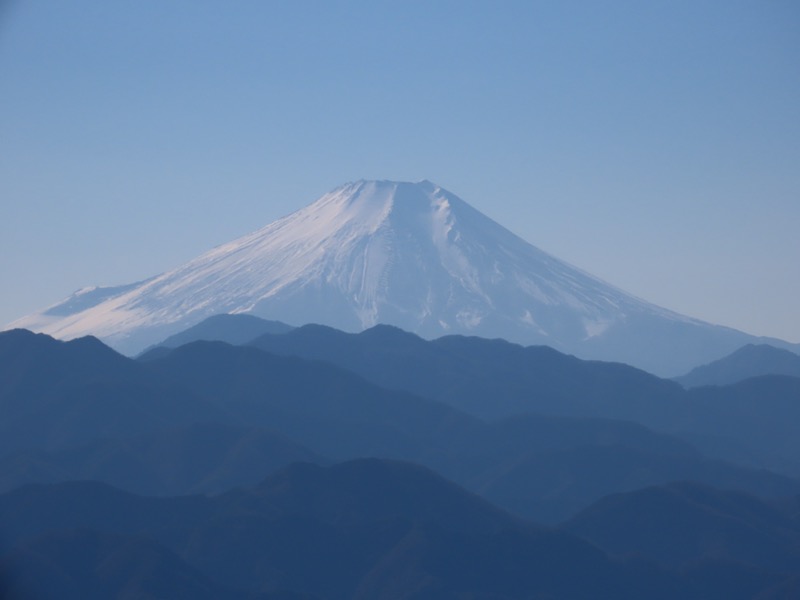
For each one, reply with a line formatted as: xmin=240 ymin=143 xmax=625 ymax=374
xmin=1 ymin=459 xmax=784 ymax=600
xmin=244 ymin=324 xmax=800 ymax=476
xmin=564 ymin=481 xmax=800 ymax=572
xmin=0 ymin=422 xmax=325 ymax=496
xmin=3 ymin=326 xmax=800 ymax=597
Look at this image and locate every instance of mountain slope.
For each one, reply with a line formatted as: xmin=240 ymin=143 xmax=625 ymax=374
xmin=8 ymin=180 xmax=793 ymax=375
xmin=247 ymin=324 xmax=683 ymax=422
xmin=145 ymin=314 xmax=293 ymax=353
xmin=477 ymin=445 xmax=800 ymax=524
xmin=0 ymin=461 xmax=740 ymax=600
xmin=676 ymin=344 xmax=800 ymax=387
xmin=0 ymin=529 xmax=252 ymax=600
xmin=0 ymin=330 xmax=226 ymax=456
xmin=245 ymin=324 xmax=800 ymax=476
xmin=563 ymin=482 xmax=800 ymax=571
xmin=678 ymin=376 xmax=800 ymax=474
xmin=0 ymin=423 xmax=325 ymax=496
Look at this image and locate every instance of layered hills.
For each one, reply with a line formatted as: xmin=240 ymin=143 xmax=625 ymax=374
xmin=3 ymin=325 xmax=800 ymax=598
xmin=4 ymin=326 xmax=800 ymax=517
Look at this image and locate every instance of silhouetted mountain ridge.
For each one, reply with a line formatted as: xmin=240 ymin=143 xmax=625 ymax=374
xmin=0 ymin=329 xmax=226 ymax=456
xmin=247 ymin=323 xmax=683 ymax=422
xmin=676 ymin=344 xmax=800 ymax=388
xmin=141 ymin=314 xmax=294 ymax=355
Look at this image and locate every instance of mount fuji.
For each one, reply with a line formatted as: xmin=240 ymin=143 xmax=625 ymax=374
xmin=6 ymin=180 xmax=793 ymax=375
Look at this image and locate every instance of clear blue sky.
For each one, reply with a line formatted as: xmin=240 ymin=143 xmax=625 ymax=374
xmin=2 ymin=1 xmax=799 ymax=342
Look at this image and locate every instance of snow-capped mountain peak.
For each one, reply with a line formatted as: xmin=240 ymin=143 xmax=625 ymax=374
xmin=6 ymin=180 xmax=774 ymax=375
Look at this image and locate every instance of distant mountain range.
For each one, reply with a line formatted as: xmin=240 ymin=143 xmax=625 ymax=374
xmin=4 ymin=325 xmax=800 ymax=512
xmin=7 ymin=180 xmax=797 ymax=376
xmin=676 ymin=343 xmax=800 ymax=387
xmin=3 ymin=460 xmax=797 ymax=600
xmin=3 ymin=324 xmax=800 ymax=598
xmin=150 ymin=313 xmax=294 ymax=350
xmin=148 ymin=315 xmax=800 ymax=477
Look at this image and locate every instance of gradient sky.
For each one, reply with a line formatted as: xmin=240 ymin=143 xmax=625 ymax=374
xmin=2 ymin=1 xmax=799 ymax=342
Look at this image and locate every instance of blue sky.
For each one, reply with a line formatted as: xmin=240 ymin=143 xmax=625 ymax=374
xmin=2 ymin=1 xmax=799 ymax=342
